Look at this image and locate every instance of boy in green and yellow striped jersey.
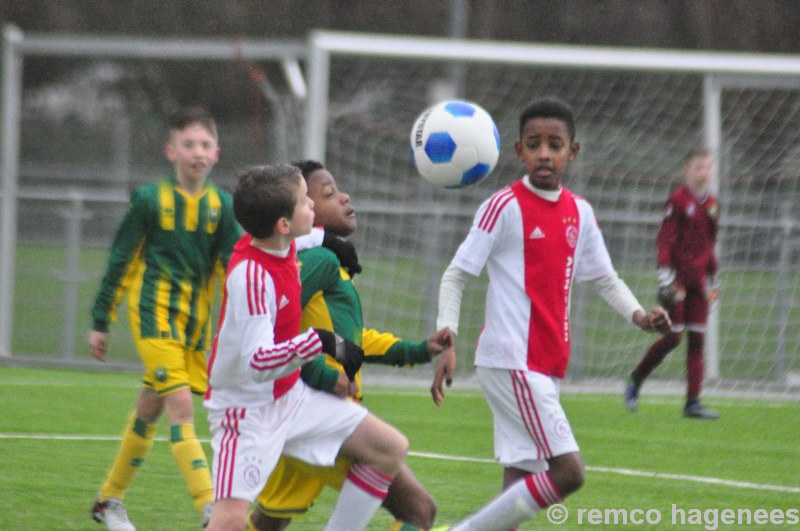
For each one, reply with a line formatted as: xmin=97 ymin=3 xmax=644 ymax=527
xmin=249 ymin=161 xmax=455 ymax=531
xmin=89 ymin=106 xmax=241 ymax=531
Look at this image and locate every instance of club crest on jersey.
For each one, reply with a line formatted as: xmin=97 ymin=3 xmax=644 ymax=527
xmin=529 ymin=226 xmax=545 ymax=239
xmin=708 ymin=202 xmax=719 ymax=218
xmin=686 ymin=202 xmax=696 ymax=217
xmin=243 ymin=464 xmax=261 ymax=489
xmin=154 ymin=366 xmax=168 ymax=382
xmin=208 ymin=208 xmax=220 ymax=223
xmin=565 ymin=225 xmax=578 ymax=248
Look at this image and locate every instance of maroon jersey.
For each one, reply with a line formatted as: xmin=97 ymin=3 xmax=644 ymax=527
xmin=656 ymin=184 xmax=719 ymax=289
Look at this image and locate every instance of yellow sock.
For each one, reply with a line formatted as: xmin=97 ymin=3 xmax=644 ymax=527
xmin=99 ymin=413 xmax=156 ymax=500
xmin=245 ymin=512 xmax=259 ymax=531
xmin=389 ymin=522 xmax=424 ymax=531
xmin=170 ymin=423 xmax=213 ymax=513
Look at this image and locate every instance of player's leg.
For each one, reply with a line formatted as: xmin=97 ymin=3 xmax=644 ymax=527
xmin=248 ymin=455 xmax=336 ymax=531
xmin=281 ymin=387 xmax=406 ymax=531
xmin=382 ymin=464 xmax=437 ymax=530
xmin=92 ymin=387 xmax=161 ymax=530
xmin=625 ymin=302 xmax=684 ymax=411
xmin=326 ymin=412 xmax=408 ymax=531
xmin=207 ymin=499 xmax=252 ymax=531
xmin=447 ymin=367 xmax=579 ymax=531
xmin=683 ymin=290 xmax=719 ymax=419
xmin=160 ymin=345 xmax=214 ymax=517
xmin=206 ymin=403 xmax=289 ymax=531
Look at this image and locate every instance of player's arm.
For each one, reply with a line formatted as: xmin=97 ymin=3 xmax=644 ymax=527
xmin=360 ymin=326 xmax=452 ymax=366
xmin=431 ymin=261 xmax=472 ymax=405
xmin=576 ymin=200 xmax=671 ymax=334
xmin=222 ymin=262 xmax=322 ymax=382
xmin=89 ymin=189 xmax=148 ymax=360
xmin=300 ymin=354 xmax=356 ymax=398
xmin=216 ymin=190 xmax=243 ymax=270
xmin=295 ymin=226 xmax=324 ymax=252
xmin=591 ymin=272 xmax=670 ymax=334
xmin=654 ymin=197 xmax=684 ymax=308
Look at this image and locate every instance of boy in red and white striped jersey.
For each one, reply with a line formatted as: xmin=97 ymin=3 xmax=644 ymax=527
xmin=204 ymin=164 xmax=408 ymax=531
xmin=432 ymin=99 xmax=671 ymax=531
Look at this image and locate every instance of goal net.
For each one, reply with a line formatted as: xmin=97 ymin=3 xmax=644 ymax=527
xmin=304 ymin=32 xmax=800 ymax=398
xmin=2 ymin=28 xmax=799 ymax=399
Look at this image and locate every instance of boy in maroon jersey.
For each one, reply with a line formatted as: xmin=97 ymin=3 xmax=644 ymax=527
xmin=624 ymin=147 xmax=721 ymax=419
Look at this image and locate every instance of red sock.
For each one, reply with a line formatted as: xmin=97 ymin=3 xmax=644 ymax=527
xmin=633 ymin=332 xmax=681 ymax=381
xmin=686 ymin=331 xmax=705 ymax=399
xmin=524 ymin=472 xmax=563 ymax=508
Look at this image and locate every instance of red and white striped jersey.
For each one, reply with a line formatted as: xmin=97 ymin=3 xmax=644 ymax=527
xmin=452 ymin=177 xmax=615 ymax=378
xmin=205 ymin=235 xmax=323 ymax=409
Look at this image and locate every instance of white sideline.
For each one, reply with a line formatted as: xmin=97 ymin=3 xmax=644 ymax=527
xmin=1 ymin=432 xmax=798 ymax=495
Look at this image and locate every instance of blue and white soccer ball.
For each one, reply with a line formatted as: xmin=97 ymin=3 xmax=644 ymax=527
xmin=410 ymin=99 xmax=500 ymax=189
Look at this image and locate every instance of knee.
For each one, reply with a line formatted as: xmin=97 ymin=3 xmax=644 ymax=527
xmin=548 ymin=453 xmax=585 ymax=497
xmin=416 ymin=493 xmax=437 ymax=529
xmin=207 ymin=513 xmax=248 ymax=531
xmin=385 ymin=488 xmax=436 ymax=529
xmin=249 ymin=507 xmax=289 ymax=531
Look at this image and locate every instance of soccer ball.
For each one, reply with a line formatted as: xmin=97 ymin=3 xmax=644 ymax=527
xmin=410 ymin=99 xmax=500 ymax=189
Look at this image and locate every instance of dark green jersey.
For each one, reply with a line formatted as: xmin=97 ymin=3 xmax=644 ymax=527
xmin=297 ymin=246 xmax=431 ymax=397
xmin=91 ymin=176 xmax=241 ymax=350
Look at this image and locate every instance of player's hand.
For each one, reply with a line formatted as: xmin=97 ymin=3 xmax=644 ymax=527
xmin=89 ymin=330 xmax=109 ymax=362
xmin=656 ymin=268 xmax=684 ymax=309
xmin=706 ymin=275 xmax=721 ymax=312
xmin=314 ymin=328 xmax=364 ymax=382
xmin=426 ymin=327 xmax=454 ymax=358
xmin=322 ymin=233 xmax=362 ymax=277
xmin=331 ymin=372 xmax=359 ymax=399
xmin=431 ymin=346 xmax=456 ymax=406
xmin=633 ymin=307 xmax=672 ymax=334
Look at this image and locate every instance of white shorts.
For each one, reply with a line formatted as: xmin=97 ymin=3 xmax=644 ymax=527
xmin=207 ymin=381 xmax=368 ymax=502
xmin=477 ymin=366 xmax=579 ymax=473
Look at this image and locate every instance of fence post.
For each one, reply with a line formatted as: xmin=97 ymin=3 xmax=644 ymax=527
xmin=0 ymin=25 xmax=23 ymax=358
xmin=773 ymin=200 xmax=794 ymax=383
xmin=58 ymin=191 xmax=91 ymax=360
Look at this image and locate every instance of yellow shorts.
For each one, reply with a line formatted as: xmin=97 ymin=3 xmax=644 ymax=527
xmin=136 ymin=338 xmax=207 ymax=396
xmin=256 ymin=454 xmax=352 ymax=517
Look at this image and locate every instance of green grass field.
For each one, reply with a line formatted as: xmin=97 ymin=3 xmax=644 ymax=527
xmin=12 ymin=243 xmax=800 ymax=386
xmin=1 ymin=366 xmax=798 ymax=530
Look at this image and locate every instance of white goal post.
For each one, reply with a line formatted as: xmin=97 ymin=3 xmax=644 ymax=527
xmin=304 ymin=30 xmax=800 ymax=395
xmin=0 ymin=25 xmax=308 ymax=359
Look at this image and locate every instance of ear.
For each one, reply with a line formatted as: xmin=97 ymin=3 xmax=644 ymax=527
xmin=569 ymin=141 xmax=581 ymax=161
xmin=514 ymin=140 xmax=524 ymax=161
xmin=164 ymin=142 xmax=176 ymax=162
xmin=275 ymin=217 xmax=291 ymax=236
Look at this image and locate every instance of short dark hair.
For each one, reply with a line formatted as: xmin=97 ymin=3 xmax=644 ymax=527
xmin=519 ymin=98 xmax=576 ymax=141
xmin=290 ymin=160 xmax=325 ymax=181
xmin=233 ymin=164 xmax=302 ymax=239
xmin=683 ymin=147 xmax=712 ymax=165
xmin=167 ymin=106 xmax=218 ymax=139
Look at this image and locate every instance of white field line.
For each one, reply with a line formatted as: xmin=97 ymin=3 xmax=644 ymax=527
xmin=1 ymin=432 xmax=798 ymax=495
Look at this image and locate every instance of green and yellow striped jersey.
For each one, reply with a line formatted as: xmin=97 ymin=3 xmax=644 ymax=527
xmin=297 ymin=246 xmax=431 ymax=399
xmin=91 ymin=176 xmax=241 ymax=350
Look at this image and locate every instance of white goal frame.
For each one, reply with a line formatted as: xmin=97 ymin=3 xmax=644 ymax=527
xmin=304 ymin=30 xmax=800 ymax=382
xmin=0 ymin=25 xmax=307 ymax=357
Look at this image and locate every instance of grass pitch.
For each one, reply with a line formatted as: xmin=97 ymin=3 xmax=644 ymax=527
xmin=0 ymin=366 xmax=798 ymax=530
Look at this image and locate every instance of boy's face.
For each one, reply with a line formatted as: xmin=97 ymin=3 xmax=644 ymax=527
xmin=288 ymin=177 xmax=315 ymax=238
xmin=684 ymin=155 xmax=713 ymax=194
xmin=164 ymin=123 xmax=220 ymax=185
xmin=305 ymin=168 xmax=356 ymax=237
xmin=515 ymin=117 xmax=579 ymax=191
